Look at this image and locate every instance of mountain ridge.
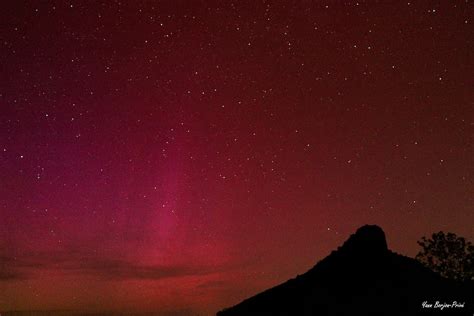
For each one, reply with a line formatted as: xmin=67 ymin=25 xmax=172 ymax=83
xmin=217 ymin=225 xmax=473 ymax=316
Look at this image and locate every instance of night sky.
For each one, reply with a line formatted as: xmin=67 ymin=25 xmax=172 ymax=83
xmin=1 ymin=1 xmax=473 ymax=315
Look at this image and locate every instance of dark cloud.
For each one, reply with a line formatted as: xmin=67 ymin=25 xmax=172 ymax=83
xmin=196 ymin=279 xmax=229 ymax=289
xmin=0 ymin=250 xmax=215 ymax=282
xmin=0 ymin=255 xmax=30 ymax=280
xmin=0 ymin=269 xmax=26 ymax=281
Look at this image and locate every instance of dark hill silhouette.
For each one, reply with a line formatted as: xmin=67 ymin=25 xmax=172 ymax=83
xmin=217 ymin=225 xmax=473 ymax=316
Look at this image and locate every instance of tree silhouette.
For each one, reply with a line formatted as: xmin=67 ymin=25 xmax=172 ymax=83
xmin=415 ymin=231 xmax=474 ymax=281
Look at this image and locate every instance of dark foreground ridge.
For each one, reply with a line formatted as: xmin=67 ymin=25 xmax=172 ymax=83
xmin=217 ymin=225 xmax=473 ymax=316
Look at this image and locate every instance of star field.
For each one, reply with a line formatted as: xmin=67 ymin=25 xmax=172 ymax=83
xmin=1 ymin=1 xmax=473 ymax=315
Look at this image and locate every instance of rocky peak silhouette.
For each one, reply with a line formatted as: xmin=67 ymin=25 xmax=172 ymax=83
xmin=338 ymin=224 xmax=388 ymax=256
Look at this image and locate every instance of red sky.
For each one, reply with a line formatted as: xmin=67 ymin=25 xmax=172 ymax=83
xmin=1 ymin=1 xmax=473 ymax=315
